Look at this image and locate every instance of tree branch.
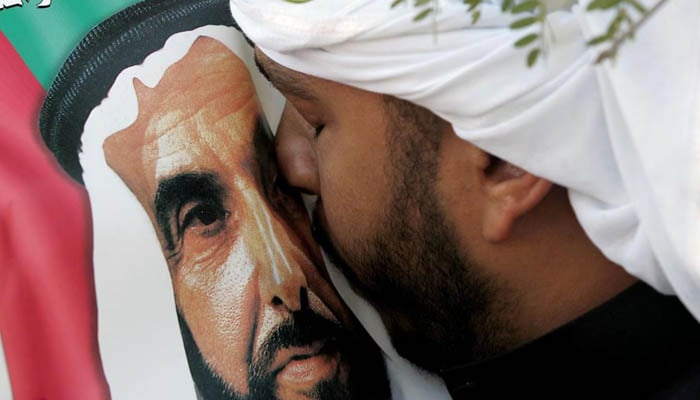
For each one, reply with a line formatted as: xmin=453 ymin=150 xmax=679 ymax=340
xmin=595 ymin=0 xmax=670 ymax=63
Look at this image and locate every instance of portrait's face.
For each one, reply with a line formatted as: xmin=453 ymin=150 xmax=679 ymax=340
xmin=256 ymin=49 xmax=511 ymax=372
xmin=103 ymin=37 xmax=389 ymax=400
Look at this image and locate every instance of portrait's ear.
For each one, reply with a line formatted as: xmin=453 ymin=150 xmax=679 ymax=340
xmin=480 ymin=156 xmax=552 ymax=243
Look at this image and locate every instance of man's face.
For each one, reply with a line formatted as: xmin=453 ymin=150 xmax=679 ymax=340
xmin=256 ymin=49 xmax=516 ymax=372
xmin=103 ymin=37 xmax=388 ymax=400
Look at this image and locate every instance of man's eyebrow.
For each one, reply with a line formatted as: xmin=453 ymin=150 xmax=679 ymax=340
xmin=254 ymin=53 xmax=272 ymax=82
xmin=254 ymin=51 xmax=317 ymax=101
xmin=154 ymin=172 xmax=224 ymax=251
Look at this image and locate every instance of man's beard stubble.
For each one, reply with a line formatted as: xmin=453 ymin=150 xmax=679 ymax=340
xmin=311 ymin=102 xmax=517 ymax=372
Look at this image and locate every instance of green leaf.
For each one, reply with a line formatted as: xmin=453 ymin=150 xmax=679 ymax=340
xmin=620 ymin=10 xmax=633 ymax=24
xmin=391 ymin=0 xmax=407 ymax=8
xmin=510 ymin=16 xmax=538 ymax=29
xmin=414 ymin=0 xmax=431 ymax=6
xmin=467 ymin=1 xmax=480 ymax=12
xmin=514 ymin=33 xmax=538 ymax=47
xmin=586 ymin=33 xmax=612 ymax=45
xmin=512 ymin=0 xmax=539 ymax=14
xmin=471 ymin=10 xmax=481 ymax=23
xmin=595 ymin=48 xmax=618 ymax=64
xmin=624 ymin=0 xmax=647 ymax=13
xmin=413 ymin=7 xmax=434 ymax=21
xmin=501 ymin=0 xmax=514 ymax=11
xmin=527 ymin=48 xmax=541 ymax=67
xmin=586 ymin=0 xmax=622 ymax=11
xmin=606 ymin=11 xmax=627 ymax=36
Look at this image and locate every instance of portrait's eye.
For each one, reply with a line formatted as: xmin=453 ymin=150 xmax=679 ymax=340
xmin=178 ymin=201 xmax=228 ymax=237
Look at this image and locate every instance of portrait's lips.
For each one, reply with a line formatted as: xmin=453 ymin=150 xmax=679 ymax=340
xmin=272 ymin=338 xmax=341 ymax=392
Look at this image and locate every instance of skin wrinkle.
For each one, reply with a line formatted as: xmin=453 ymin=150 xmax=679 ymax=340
xmin=153 ymin=172 xmax=227 ymax=255
xmin=103 ymin=36 xmax=389 ymax=400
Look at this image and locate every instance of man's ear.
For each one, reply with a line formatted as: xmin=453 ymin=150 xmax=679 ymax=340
xmin=481 ymin=156 xmax=552 ymax=242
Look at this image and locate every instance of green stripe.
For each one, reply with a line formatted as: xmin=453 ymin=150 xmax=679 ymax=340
xmin=0 ymin=0 xmax=142 ymax=89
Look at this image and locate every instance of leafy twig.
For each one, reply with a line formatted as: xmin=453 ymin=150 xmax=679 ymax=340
xmin=287 ymin=0 xmax=672 ymax=68
xmin=509 ymin=0 xmax=547 ymax=67
xmin=591 ymin=0 xmax=668 ymax=63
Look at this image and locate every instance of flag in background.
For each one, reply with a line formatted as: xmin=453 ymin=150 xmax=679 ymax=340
xmin=0 ymin=0 xmax=141 ymax=89
xmin=0 ymin=1 xmax=140 ymax=398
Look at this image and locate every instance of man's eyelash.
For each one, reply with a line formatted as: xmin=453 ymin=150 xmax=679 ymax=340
xmin=314 ymin=124 xmax=325 ymax=138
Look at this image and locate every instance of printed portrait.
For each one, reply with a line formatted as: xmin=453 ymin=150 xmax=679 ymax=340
xmin=101 ymin=35 xmax=389 ymax=400
xmin=39 ymin=1 xmax=393 ymax=398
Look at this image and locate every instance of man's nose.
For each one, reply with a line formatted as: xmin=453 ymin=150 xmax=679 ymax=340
xmin=275 ymin=102 xmax=320 ymax=195
xmin=246 ymin=189 xmax=309 ymax=312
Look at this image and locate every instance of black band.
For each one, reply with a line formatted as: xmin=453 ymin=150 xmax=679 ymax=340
xmin=39 ymin=0 xmax=237 ymax=184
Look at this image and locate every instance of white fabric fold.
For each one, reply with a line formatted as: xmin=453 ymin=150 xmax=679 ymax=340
xmin=230 ymin=0 xmax=700 ymax=319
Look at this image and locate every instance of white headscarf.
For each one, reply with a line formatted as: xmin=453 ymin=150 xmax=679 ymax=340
xmin=229 ymin=0 xmax=700 ymax=320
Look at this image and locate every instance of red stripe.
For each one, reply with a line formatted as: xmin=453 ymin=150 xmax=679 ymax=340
xmin=0 ymin=32 xmax=109 ymax=400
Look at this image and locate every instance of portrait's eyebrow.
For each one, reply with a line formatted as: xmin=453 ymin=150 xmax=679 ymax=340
xmin=154 ymin=172 xmax=224 ymax=251
xmin=254 ymin=50 xmax=318 ymax=101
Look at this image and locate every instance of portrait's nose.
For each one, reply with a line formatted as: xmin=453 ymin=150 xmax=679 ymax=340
xmin=246 ymin=189 xmax=309 ymax=312
xmin=275 ymin=102 xmax=320 ymax=195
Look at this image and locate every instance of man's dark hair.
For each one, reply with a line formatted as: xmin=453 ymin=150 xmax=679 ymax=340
xmin=382 ymin=95 xmax=446 ymax=153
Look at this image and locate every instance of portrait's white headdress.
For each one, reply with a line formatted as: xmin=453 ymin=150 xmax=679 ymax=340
xmin=229 ymin=0 xmax=700 ymax=319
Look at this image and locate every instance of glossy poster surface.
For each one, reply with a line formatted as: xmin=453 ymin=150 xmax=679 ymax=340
xmin=91 ymin=28 xmax=389 ymax=399
xmin=2 ymin=0 xmax=450 ymax=399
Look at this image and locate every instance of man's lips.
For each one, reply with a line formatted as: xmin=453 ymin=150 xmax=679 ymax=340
xmin=272 ymin=338 xmax=341 ymax=391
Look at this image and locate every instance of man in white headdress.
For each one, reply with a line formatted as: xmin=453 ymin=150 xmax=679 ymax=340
xmin=229 ymin=0 xmax=700 ymax=398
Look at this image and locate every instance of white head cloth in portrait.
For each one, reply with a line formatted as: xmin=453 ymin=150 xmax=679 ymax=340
xmin=229 ymin=0 xmax=700 ymax=320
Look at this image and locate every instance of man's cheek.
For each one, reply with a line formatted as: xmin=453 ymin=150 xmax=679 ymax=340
xmin=318 ymin=160 xmax=385 ymax=247
xmin=317 ymin=116 xmax=392 ymax=234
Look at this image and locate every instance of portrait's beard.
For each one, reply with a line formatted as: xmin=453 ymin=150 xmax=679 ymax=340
xmin=311 ymin=109 xmax=517 ymax=372
xmin=177 ymin=306 xmax=390 ymax=400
